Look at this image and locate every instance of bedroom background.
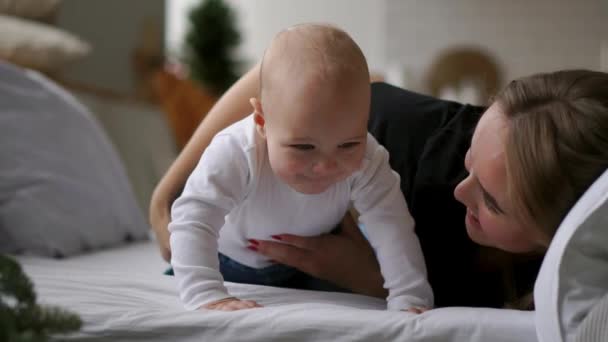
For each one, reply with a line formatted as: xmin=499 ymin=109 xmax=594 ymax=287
xmin=1 ymin=0 xmax=606 ymax=225
xmin=1 ymin=1 xmax=607 ymax=341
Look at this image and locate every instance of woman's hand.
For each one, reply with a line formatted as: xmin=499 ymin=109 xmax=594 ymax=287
xmin=250 ymin=213 xmax=387 ymax=298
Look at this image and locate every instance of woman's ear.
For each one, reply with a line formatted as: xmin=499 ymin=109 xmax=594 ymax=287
xmin=250 ymin=97 xmax=266 ymax=138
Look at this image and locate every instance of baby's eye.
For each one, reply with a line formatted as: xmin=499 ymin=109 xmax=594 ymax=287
xmin=338 ymin=142 xmax=360 ymax=149
xmin=290 ymin=144 xmax=315 ymax=151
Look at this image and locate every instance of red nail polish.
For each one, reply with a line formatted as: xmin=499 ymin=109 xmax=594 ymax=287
xmin=248 ymin=239 xmax=259 ymax=245
xmin=271 ymin=235 xmax=282 ymax=240
xmin=247 ymin=246 xmax=258 ymax=252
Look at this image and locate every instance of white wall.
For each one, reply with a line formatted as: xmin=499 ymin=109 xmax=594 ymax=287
xmin=57 ymin=0 xmax=165 ymax=94
xmin=165 ymin=0 xmax=197 ymax=60
xmin=166 ymin=0 xmax=387 ymax=73
xmin=229 ymin=0 xmax=388 ymax=73
xmin=55 ymin=1 xmax=608 ymax=93
xmin=603 ymin=0 xmax=608 ymax=71
xmin=386 ymin=0 xmax=607 ymax=91
xmin=167 ymin=0 xmax=606 ymax=93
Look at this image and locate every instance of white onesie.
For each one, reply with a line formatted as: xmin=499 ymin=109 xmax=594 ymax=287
xmin=170 ymin=115 xmax=433 ymax=311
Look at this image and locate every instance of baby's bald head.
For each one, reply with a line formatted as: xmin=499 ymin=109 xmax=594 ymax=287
xmin=252 ymin=25 xmax=371 ymax=195
xmin=259 ymin=23 xmax=369 ymax=104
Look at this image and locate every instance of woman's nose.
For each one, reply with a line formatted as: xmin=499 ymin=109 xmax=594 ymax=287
xmin=454 ymin=174 xmax=474 ymax=208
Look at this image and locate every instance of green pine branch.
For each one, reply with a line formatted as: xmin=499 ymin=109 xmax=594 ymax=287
xmin=1 ymin=254 xmax=82 ymax=342
xmin=1 ymin=253 xmax=36 ymax=306
xmin=184 ymin=0 xmax=242 ymax=95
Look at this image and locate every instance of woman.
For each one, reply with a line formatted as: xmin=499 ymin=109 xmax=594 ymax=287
xmin=150 ymin=65 xmax=608 ymax=308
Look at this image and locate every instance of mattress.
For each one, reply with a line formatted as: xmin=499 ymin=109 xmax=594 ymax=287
xmin=17 ymin=241 xmax=538 ymax=341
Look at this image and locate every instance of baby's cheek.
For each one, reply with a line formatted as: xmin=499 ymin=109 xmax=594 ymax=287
xmin=345 ymin=154 xmax=365 ymax=173
xmin=285 ymin=158 xmax=308 ymax=173
xmin=275 ymin=157 xmax=307 ymax=177
xmin=343 ymin=164 xmax=361 ymax=177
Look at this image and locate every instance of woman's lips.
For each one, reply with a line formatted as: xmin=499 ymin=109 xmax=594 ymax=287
xmin=466 ymin=209 xmax=481 ymax=229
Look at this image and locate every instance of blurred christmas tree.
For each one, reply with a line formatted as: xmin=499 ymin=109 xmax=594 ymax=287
xmin=184 ymin=0 xmax=242 ymax=95
xmin=0 ymin=254 xmax=82 ymax=342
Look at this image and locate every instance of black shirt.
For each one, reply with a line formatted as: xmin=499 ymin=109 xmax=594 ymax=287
xmin=368 ymin=82 xmax=541 ymax=308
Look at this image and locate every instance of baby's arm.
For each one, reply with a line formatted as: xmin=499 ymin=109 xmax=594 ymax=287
xmin=149 ymin=64 xmax=260 ymax=262
xmin=170 ymin=133 xmax=258 ymax=311
xmin=351 ymin=135 xmax=434 ymax=311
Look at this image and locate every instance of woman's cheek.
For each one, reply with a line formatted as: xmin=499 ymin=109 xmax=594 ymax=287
xmin=477 ymin=209 xmax=509 ymax=242
xmin=477 ymin=209 xmax=492 ymax=233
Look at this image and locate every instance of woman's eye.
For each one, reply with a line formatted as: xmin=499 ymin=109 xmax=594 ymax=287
xmin=290 ymin=144 xmax=315 ymax=151
xmin=483 ymin=195 xmax=499 ymax=214
xmin=339 ymin=142 xmax=360 ymax=149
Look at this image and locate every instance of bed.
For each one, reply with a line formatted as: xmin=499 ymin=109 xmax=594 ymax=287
xmin=5 ymin=60 xmax=607 ymax=342
xmin=16 ymin=241 xmax=537 ymax=342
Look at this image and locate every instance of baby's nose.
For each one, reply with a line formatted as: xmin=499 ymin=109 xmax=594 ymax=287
xmin=312 ymin=157 xmax=338 ymax=175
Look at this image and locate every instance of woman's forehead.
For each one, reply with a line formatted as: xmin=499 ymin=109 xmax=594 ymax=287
xmin=472 ymin=104 xmax=508 ymax=158
xmin=471 ymin=104 xmax=509 ymax=196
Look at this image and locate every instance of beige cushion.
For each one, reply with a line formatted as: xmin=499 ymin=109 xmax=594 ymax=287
xmin=0 ymin=0 xmax=61 ymax=19
xmin=0 ymin=14 xmax=90 ymax=72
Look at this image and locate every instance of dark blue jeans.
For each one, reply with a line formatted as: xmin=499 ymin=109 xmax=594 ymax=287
xmin=219 ymin=253 xmax=348 ymax=292
xmin=165 ymin=253 xmax=348 ymax=293
xmin=218 ymin=253 xmax=299 ymax=287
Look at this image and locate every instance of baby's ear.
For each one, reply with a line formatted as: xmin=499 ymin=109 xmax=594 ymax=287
xmin=250 ymin=97 xmax=266 ymax=138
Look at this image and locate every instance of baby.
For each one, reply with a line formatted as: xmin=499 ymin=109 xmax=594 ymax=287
xmin=169 ymin=23 xmax=433 ymax=312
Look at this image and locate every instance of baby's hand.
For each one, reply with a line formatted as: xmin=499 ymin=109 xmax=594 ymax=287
xmin=404 ymin=307 xmax=429 ymax=314
xmin=202 ymin=297 xmax=262 ymax=311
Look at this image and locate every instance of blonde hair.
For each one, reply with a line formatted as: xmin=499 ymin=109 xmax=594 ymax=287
xmin=498 ymin=70 xmax=608 ymax=241
xmin=259 ymin=23 xmax=369 ymax=101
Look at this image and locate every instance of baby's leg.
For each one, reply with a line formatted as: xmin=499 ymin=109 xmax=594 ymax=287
xmin=286 ymin=271 xmax=351 ymax=293
xmin=218 ymin=253 xmax=298 ymax=286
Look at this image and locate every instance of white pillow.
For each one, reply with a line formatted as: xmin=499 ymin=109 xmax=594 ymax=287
xmin=575 ymin=293 xmax=608 ymax=342
xmin=0 ymin=0 xmax=61 ymax=19
xmin=535 ymin=169 xmax=608 ymax=342
xmin=0 ymin=61 xmax=149 ymax=257
xmin=0 ymin=14 xmax=90 ymax=72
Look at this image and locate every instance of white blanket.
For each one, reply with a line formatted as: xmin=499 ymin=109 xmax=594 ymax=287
xmin=17 ymin=242 xmax=538 ymax=341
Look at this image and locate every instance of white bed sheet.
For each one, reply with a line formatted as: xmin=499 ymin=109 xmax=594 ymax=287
xmin=17 ymin=241 xmax=538 ymax=342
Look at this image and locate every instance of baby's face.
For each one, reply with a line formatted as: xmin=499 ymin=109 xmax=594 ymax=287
xmin=261 ymin=81 xmax=370 ymax=194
